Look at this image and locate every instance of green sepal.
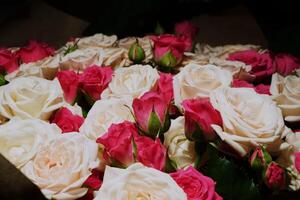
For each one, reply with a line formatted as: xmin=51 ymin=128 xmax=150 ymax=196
xmin=147 ymin=110 xmax=162 ymax=139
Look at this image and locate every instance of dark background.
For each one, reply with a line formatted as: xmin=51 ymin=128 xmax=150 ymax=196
xmin=0 ymin=0 xmax=299 ymax=56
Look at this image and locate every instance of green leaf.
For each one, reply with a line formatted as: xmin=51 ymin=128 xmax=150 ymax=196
xmin=200 ymin=145 xmax=261 ymax=200
xmin=0 ymin=74 xmax=7 ymax=86
xmin=154 ymin=22 xmax=165 ymax=35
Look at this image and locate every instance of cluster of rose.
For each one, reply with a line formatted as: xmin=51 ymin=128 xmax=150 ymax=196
xmin=0 ymin=21 xmax=300 ymax=200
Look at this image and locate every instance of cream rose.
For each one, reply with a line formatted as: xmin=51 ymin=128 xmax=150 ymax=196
xmin=98 ymin=47 xmax=129 ymax=68
xmin=21 ymin=133 xmax=99 ymax=200
xmin=101 ymin=64 xmax=159 ymax=100
xmin=277 ymin=131 xmax=300 ymax=190
xmin=210 ymin=87 xmax=290 ymax=157
xmin=59 ymin=48 xmax=103 ymax=72
xmin=0 ymin=118 xmax=61 ymax=168
xmin=209 ymin=57 xmax=254 ymax=81
xmin=94 ymin=163 xmax=187 ymax=200
xmin=5 ymin=54 xmax=61 ymax=82
xmin=80 ymin=98 xmax=134 ymax=140
xmin=164 ymin=116 xmax=196 ymax=169
xmin=0 ymin=77 xmax=64 ymax=121
xmin=78 ymin=33 xmax=118 ymax=49
xmin=270 ymin=73 xmax=300 ymax=122
xmin=173 ymin=64 xmax=232 ymax=108
xmin=194 ymin=43 xmax=260 ymax=59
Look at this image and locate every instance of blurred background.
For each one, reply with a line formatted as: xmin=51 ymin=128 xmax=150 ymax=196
xmin=0 ymin=0 xmax=299 ymax=56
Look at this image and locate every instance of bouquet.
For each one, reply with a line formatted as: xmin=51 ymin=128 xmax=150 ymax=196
xmin=0 ymin=21 xmax=300 ymax=200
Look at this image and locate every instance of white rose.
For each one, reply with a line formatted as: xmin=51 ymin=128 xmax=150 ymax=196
xmin=181 ymin=52 xmax=209 ymax=67
xmin=173 ymin=64 xmax=232 ymax=108
xmin=210 ymin=87 xmax=290 ymax=157
xmin=59 ymin=48 xmax=103 ymax=72
xmin=209 ymin=57 xmax=254 ymax=81
xmin=80 ymin=98 xmax=133 ymax=140
xmin=164 ymin=116 xmax=196 ymax=169
xmin=101 ymin=64 xmax=159 ymax=100
xmin=0 ymin=77 xmax=64 ymax=121
xmin=5 ymin=54 xmax=60 ymax=82
xmin=98 ymin=47 xmax=129 ymax=68
xmin=277 ymin=131 xmax=300 ymax=190
xmin=78 ymin=33 xmax=118 ymax=49
xmin=94 ymin=163 xmax=187 ymax=200
xmin=270 ymin=73 xmax=300 ymax=122
xmin=0 ymin=118 xmax=61 ymax=168
xmin=21 ymin=133 xmax=99 ymax=200
xmin=194 ymin=43 xmax=260 ymax=59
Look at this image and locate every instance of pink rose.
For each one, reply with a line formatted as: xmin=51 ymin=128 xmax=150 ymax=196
xmin=182 ymin=98 xmax=222 ymax=141
xmin=175 ymin=21 xmax=198 ymax=41
xmin=294 ymin=152 xmax=300 ymax=173
xmin=134 ymin=136 xmax=166 ymax=171
xmin=170 ymin=166 xmax=222 ymax=200
xmin=151 ymin=34 xmax=192 ymax=67
xmin=79 ymin=65 xmax=113 ymax=101
xmin=83 ymin=169 xmax=103 ymax=190
xmin=96 ymin=121 xmax=138 ymax=167
xmin=51 ymin=107 xmax=84 ymax=133
xmin=264 ymin=162 xmax=286 ymax=190
xmin=154 ymin=73 xmax=174 ymax=103
xmin=228 ymin=50 xmax=274 ymax=82
xmin=133 ymin=91 xmax=170 ymax=138
xmin=273 ymin=53 xmax=300 ymax=76
xmin=232 ymin=79 xmax=270 ymax=95
xmin=17 ymin=40 xmax=55 ymax=63
xmin=56 ymin=70 xmax=80 ymax=104
xmin=0 ymin=48 xmax=19 ymax=73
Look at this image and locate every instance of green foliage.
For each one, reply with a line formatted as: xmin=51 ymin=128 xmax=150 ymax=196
xmin=200 ymin=145 xmax=261 ymax=200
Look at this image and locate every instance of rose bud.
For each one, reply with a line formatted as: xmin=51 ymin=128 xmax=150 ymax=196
xmin=134 ymin=136 xmax=167 ymax=171
xmin=151 ymin=34 xmax=192 ymax=68
xmin=79 ymin=65 xmax=113 ymax=103
xmin=273 ymin=53 xmax=300 ymax=76
xmin=56 ymin=70 xmax=80 ymax=104
xmin=182 ymin=98 xmax=222 ymax=141
xmin=133 ymin=91 xmax=170 ymax=139
xmin=0 ymin=48 xmax=19 ymax=73
xmin=17 ymin=40 xmax=55 ymax=63
xmin=175 ymin=21 xmax=198 ymax=41
xmin=51 ymin=107 xmax=84 ymax=133
xmin=128 ymin=40 xmax=145 ymax=64
xmin=263 ymin=162 xmax=286 ymax=190
xmin=249 ymin=146 xmax=272 ymax=171
xmin=96 ymin=121 xmax=138 ymax=167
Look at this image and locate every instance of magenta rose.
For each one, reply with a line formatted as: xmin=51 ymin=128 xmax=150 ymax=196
xmin=0 ymin=48 xmax=19 ymax=73
xmin=151 ymin=34 xmax=192 ymax=68
xmin=175 ymin=21 xmax=198 ymax=41
xmin=171 ymin=166 xmax=222 ymax=200
xmin=133 ymin=91 xmax=170 ymax=138
xmin=228 ymin=50 xmax=274 ymax=82
xmin=96 ymin=121 xmax=138 ymax=167
xmin=79 ymin=65 xmax=113 ymax=101
xmin=273 ymin=53 xmax=300 ymax=76
xmin=182 ymin=98 xmax=222 ymax=141
xmin=295 ymin=152 xmax=300 ymax=173
xmin=51 ymin=107 xmax=84 ymax=133
xmin=17 ymin=40 xmax=55 ymax=63
xmin=232 ymin=79 xmax=270 ymax=95
xmin=263 ymin=162 xmax=286 ymax=190
xmin=56 ymin=70 xmax=80 ymax=104
xmin=134 ymin=136 xmax=166 ymax=171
